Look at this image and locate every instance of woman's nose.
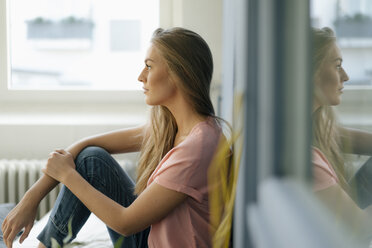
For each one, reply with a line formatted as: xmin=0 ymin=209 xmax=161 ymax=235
xmin=342 ymin=68 xmax=349 ymax=82
xmin=138 ymin=69 xmax=146 ymax=83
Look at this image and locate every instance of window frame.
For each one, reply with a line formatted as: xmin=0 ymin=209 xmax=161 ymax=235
xmin=0 ymin=0 xmax=171 ymax=105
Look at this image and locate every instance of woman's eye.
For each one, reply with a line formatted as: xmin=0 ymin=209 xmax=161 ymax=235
xmin=145 ymin=64 xmax=151 ymax=70
xmin=336 ymin=64 xmax=342 ymax=71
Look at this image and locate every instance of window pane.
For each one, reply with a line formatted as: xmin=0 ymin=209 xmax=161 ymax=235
xmin=9 ymin=0 xmax=159 ymax=90
xmin=311 ymin=0 xmax=372 ymax=87
xmin=311 ymin=0 xmax=372 ymax=245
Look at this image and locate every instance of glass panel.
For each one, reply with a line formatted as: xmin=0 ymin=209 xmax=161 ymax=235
xmin=311 ymin=0 xmax=372 ymax=246
xmin=9 ymin=0 xmax=159 ymax=90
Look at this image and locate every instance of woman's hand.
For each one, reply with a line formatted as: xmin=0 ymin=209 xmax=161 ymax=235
xmin=2 ymin=197 xmax=38 ymax=248
xmin=66 ymin=141 xmax=87 ymax=160
xmin=42 ymin=149 xmax=76 ymax=184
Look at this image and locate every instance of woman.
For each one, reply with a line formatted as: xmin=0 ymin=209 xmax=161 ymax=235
xmin=2 ymin=27 xmax=226 ymax=248
xmin=312 ymin=27 xmax=372 ymax=240
xmin=312 ymin=27 xmax=350 ymax=193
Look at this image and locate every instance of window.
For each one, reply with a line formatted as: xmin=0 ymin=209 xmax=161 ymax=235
xmin=8 ymin=0 xmax=159 ymax=91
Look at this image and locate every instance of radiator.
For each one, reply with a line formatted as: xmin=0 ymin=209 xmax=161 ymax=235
xmin=0 ymin=159 xmax=135 ymax=220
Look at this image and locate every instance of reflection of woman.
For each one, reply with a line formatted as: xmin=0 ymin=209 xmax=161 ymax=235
xmin=2 ymin=27 xmax=226 ymax=248
xmin=312 ymin=27 xmax=350 ymax=193
xmin=312 ymin=27 xmax=372 ymax=239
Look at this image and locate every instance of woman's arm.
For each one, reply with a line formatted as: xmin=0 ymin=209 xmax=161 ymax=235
xmin=66 ymin=172 xmax=186 ymax=236
xmin=1 ymin=175 xmax=58 ymax=248
xmin=1 ymin=125 xmax=146 ymax=247
xmin=339 ymin=127 xmax=372 ymax=156
xmin=43 ymin=149 xmax=187 ymax=236
xmin=316 ymin=184 xmax=372 ymax=240
xmin=67 ymin=125 xmax=146 ymax=157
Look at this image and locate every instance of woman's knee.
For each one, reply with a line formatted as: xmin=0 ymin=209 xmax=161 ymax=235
xmin=75 ymin=146 xmax=112 ymax=172
xmin=76 ymin=146 xmax=109 ymax=162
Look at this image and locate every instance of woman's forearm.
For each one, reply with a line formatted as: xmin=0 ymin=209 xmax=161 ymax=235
xmin=60 ymin=168 xmax=186 ymax=237
xmin=63 ymin=170 xmax=129 ymax=235
xmin=23 ymin=174 xmax=59 ymax=206
xmin=340 ymin=127 xmax=372 ymax=155
xmin=67 ymin=126 xmax=145 ymax=156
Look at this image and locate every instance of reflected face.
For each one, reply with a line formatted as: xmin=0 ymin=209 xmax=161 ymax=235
xmin=137 ymin=44 xmax=178 ymax=106
xmin=314 ymin=43 xmax=349 ymax=107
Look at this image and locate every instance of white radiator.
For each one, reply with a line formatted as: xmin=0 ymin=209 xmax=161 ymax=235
xmin=0 ymin=159 xmax=135 ymax=220
xmin=0 ymin=159 xmax=60 ymax=219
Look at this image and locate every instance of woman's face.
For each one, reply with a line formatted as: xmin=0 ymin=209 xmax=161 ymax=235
xmin=138 ymin=44 xmax=178 ymax=106
xmin=314 ymin=43 xmax=349 ymax=108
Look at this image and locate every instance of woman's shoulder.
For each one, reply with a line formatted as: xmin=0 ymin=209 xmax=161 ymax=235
xmin=312 ymin=146 xmax=339 ymax=191
xmin=312 ymin=147 xmax=335 ymax=172
xmin=183 ymin=117 xmax=222 ymax=147
xmin=168 ymin=118 xmax=222 ymax=163
xmin=312 ymin=147 xmax=329 ymax=165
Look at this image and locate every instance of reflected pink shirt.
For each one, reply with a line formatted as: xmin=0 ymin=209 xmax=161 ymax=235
xmin=147 ymin=117 xmax=221 ymax=248
xmin=312 ymin=147 xmax=339 ymax=191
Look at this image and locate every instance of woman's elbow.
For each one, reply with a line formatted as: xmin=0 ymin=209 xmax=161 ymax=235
xmin=117 ymin=224 xmax=141 ymax=237
xmin=119 ymin=226 xmax=135 ymax=237
xmin=115 ymin=208 xmax=148 ymax=236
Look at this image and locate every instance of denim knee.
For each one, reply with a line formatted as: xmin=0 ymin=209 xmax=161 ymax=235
xmin=76 ymin=146 xmax=111 ymax=167
xmin=76 ymin=146 xmax=110 ymax=164
xmin=74 ymin=146 xmax=134 ymax=193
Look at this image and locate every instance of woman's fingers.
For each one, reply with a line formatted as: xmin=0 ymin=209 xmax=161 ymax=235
xmin=1 ymin=216 xmax=7 ymax=232
xmin=3 ymin=226 xmax=13 ymax=248
xmin=5 ymin=228 xmax=17 ymax=248
xmin=19 ymin=223 xmax=33 ymax=244
xmin=55 ymin=149 xmax=67 ymax=155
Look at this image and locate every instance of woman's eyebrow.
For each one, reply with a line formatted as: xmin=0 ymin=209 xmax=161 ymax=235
xmin=144 ymin=58 xmax=155 ymax=63
xmin=333 ymin=57 xmax=343 ymax=63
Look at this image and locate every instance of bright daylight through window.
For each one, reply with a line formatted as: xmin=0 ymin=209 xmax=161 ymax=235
xmin=9 ymin=0 xmax=159 ymax=90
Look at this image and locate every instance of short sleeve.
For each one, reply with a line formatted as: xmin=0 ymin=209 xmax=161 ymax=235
xmin=312 ymin=148 xmax=338 ymax=192
xmin=154 ymin=143 xmax=206 ymax=202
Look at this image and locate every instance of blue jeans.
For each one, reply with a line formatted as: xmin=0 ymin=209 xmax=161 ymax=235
xmin=37 ymin=146 xmax=150 ymax=248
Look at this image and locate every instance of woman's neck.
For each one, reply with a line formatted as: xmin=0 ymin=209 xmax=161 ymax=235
xmin=165 ymin=95 xmax=207 ymax=140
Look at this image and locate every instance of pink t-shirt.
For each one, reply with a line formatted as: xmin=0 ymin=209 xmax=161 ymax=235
xmin=147 ymin=117 xmax=221 ymax=248
xmin=312 ymin=147 xmax=339 ymax=191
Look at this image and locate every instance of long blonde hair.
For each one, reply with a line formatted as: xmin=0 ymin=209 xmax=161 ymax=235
xmin=312 ymin=27 xmax=348 ymax=188
xmin=135 ymin=27 xmax=216 ymax=194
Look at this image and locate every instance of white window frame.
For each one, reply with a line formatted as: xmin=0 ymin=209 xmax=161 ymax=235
xmin=0 ymin=0 xmax=172 ymax=105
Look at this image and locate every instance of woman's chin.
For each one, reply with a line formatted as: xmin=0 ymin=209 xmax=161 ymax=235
xmin=330 ymin=98 xmax=341 ymax=106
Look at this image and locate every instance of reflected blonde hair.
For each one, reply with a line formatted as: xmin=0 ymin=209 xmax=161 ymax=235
xmin=135 ymin=27 xmax=216 ymax=194
xmin=312 ymin=27 xmax=348 ymax=188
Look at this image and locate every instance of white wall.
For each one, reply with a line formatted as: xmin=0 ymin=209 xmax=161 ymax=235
xmin=170 ymin=0 xmax=223 ymax=87
xmin=0 ymin=103 xmax=148 ymax=160
xmin=0 ymin=0 xmax=223 ymax=160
